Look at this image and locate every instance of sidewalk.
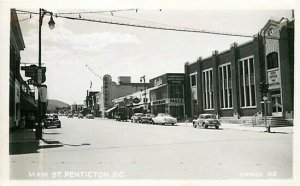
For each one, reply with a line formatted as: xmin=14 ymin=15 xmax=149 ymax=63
xmin=177 ymin=122 xmax=293 ymax=134
xmin=9 ymin=129 xmax=40 ymax=155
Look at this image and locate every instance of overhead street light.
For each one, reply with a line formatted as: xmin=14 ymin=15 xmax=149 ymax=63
xmin=36 ymin=8 xmax=55 ymax=140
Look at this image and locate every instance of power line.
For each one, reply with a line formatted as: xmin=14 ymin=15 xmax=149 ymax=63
xmin=55 ymin=8 xmax=138 ymax=15
xmin=14 ymin=9 xmax=279 ymax=40
xmin=57 ymin=14 xmax=255 ymax=38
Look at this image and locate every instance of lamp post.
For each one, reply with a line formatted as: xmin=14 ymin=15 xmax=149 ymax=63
xmin=36 ymin=8 xmax=55 ymax=140
xmin=140 ymin=75 xmax=147 ymax=113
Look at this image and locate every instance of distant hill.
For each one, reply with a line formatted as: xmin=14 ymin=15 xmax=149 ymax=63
xmin=47 ymin=99 xmax=70 ymax=112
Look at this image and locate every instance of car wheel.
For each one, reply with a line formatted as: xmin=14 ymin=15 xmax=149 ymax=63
xmin=171 ymin=123 xmax=175 ymax=126
xmin=193 ymin=122 xmax=197 ymax=128
xmin=58 ymin=125 xmax=61 ymax=128
xmin=204 ymin=124 xmax=208 ymax=129
xmin=215 ymin=126 xmax=219 ymax=129
xmin=151 ymin=120 xmax=155 ymax=124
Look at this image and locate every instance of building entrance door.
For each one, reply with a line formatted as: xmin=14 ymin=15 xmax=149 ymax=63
xmin=271 ymin=94 xmax=282 ymax=116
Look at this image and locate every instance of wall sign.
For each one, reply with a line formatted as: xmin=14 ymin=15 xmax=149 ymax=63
xmin=154 ymin=78 xmax=163 ymax=87
xmin=167 ymin=74 xmax=185 ymax=84
xmin=267 ymin=69 xmax=281 ymax=90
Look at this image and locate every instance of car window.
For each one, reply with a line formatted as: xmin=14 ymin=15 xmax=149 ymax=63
xmin=204 ymin=115 xmax=216 ymax=119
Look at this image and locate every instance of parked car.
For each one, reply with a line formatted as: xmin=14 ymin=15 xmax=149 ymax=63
xmin=141 ymin=114 xmax=155 ymax=124
xmin=192 ymin=114 xmax=221 ymax=129
xmin=78 ymin=113 xmax=84 ymax=118
xmin=86 ymin=114 xmax=94 ymax=119
xmin=67 ymin=114 xmax=73 ymax=118
xmin=115 ymin=112 xmax=128 ymax=121
xmin=131 ymin=113 xmax=145 ymax=123
xmin=151 ymin=113 xmax=177 ymax=125
xmin=44 ymin=116 xmax=61 ymax=129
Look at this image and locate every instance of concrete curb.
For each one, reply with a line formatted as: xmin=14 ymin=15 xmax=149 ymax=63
xmin=177 ymin=122 xmax=293 ymax=134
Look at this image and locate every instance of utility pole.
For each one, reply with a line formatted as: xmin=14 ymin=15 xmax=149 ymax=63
xmin=140 ymin=75 xmax=147 ymax=113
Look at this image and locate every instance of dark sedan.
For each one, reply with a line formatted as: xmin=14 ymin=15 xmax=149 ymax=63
xmin=44 ymin=117 xmax=61 ymax=129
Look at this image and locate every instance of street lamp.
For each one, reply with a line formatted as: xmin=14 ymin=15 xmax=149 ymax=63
xmin=140 ymin=75 xmax=147 ymax=113
xmin=36 ymin=8 xmax=55 ymax=140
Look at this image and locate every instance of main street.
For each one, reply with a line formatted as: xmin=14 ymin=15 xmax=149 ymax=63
xmin=10 ymin=117 xmax=292 ymax=179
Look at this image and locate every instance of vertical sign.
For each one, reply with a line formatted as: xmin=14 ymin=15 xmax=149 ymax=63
xmin=38 ymin=86 xmax=47 ymax=102
xmin=37 ymin=68 xmax=43 ymax=84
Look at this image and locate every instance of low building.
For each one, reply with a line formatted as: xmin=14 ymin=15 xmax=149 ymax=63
xmin=112 ymin=88 xmax=151 ymax=119
xmin=100 ymin=74 xmax=150 ymax=117
xmin=10 ymin=9 xmax=37 ymax=130
xmin=149 ymin=73 xmax=185 ymax=119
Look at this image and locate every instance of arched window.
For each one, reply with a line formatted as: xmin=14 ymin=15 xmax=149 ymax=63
xmin=267 ymin=52 xmax=279 ymax=69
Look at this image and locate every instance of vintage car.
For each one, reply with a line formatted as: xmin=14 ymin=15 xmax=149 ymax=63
xmin=141 ymin=114 xmax=155 ymax=124
xmin=151 ymin=113 xmax=177 ymax=125
xmin=192 ymin=114 xmax=221 ymax=129
xmin=86 ymin=114 xmax=94 ymax=119
xmin=44 ymin=116 xmax=61 ymax=129
xmin=78 ymin=113 xmax=84 ymax=118
xmin=115 ymin=112 xmax=128 ymax=121
xmin=131 ymin=113 xmax=145 ymax=123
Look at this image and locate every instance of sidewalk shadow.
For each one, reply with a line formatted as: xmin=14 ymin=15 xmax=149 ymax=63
xmin=9 ymin=141 xmax=39 ymax=155
xmin=41 ymin=138 xmax=91 ymax=147
xmin=259 ymin=131 xmax=292 ymax=134
xmin=42 ymin=132 xmax=61 ymax=135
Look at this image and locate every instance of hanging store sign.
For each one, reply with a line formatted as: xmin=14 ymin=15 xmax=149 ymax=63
xmin=267 ymin=69 xmax=281 ymax=90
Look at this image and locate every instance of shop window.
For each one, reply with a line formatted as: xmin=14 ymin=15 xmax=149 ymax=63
xmin=267 ymin=52 xmax=279 ymax=69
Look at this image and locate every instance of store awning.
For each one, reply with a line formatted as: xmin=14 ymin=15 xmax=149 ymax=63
xmin=105 ymin=106 xmax=117 ymax=113
xmin=148 ymin=83 xmax=167 ymax=91
xmin=132 ymin=105 xmax=144 ymax=110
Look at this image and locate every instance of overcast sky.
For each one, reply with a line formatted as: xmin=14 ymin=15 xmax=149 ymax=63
xmin=16 ymin=9 xmax=292 ymax=105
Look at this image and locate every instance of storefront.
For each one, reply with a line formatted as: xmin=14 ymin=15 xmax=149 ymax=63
xmin=149 ymin=73 xmax=185 ymax=119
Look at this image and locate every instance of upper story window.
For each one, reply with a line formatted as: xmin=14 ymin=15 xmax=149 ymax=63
xmin=202 ymin=69 xmax=214 ymax=110
xmin=267 ymin=52 xmax=279 ymax=69
xmin=190 ymin=73 xmax=197 ymax=87
xmin=219 ymin=63 xmax=232 ymax=109
xmin=239 ymin=56 xmax=256 ymax=108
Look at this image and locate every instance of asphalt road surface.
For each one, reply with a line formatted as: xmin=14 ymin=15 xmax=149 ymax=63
xmin=10 ymin=116 xmax=293 ymax=180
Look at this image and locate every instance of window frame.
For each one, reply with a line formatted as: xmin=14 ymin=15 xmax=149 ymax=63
xmin=239 ymin=55 xmax=256 ymax=108
xmin=219 ymin=62 xmax=233 ymax=110
xmin=202 ymin=68 xmax=214 ymax=110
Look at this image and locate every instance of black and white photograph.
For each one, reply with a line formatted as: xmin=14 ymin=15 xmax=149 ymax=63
xmin=0 ymin=0 xmax=299 ymax=185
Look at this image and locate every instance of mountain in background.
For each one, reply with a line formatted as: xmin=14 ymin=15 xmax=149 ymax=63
xmin=47 ymin=99 xmax=70 ymax=112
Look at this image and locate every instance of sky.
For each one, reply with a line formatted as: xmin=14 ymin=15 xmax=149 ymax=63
xmin=15 ymin=9 xmax=293 ymax=105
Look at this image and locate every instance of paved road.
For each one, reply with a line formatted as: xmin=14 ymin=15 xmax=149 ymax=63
xmin=10 ymin=117 xmax=292 ymax=179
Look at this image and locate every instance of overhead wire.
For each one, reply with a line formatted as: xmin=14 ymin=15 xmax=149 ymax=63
xmin=15 ymin=9 xmax=261 ymax=39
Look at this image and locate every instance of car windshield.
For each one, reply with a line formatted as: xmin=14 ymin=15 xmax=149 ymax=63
xmin=203 ymin=115 xmax=216 ymax=119
xmin=158 ymin=113 xmax=171 ymax=117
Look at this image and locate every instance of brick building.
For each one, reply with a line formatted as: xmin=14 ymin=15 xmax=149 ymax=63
xmin=184 ymin=18 xmax=294 ymax=123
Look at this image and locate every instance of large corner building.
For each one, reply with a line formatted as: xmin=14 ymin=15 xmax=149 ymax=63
xmin=184 ymin=18 xmax=294 ymax=122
